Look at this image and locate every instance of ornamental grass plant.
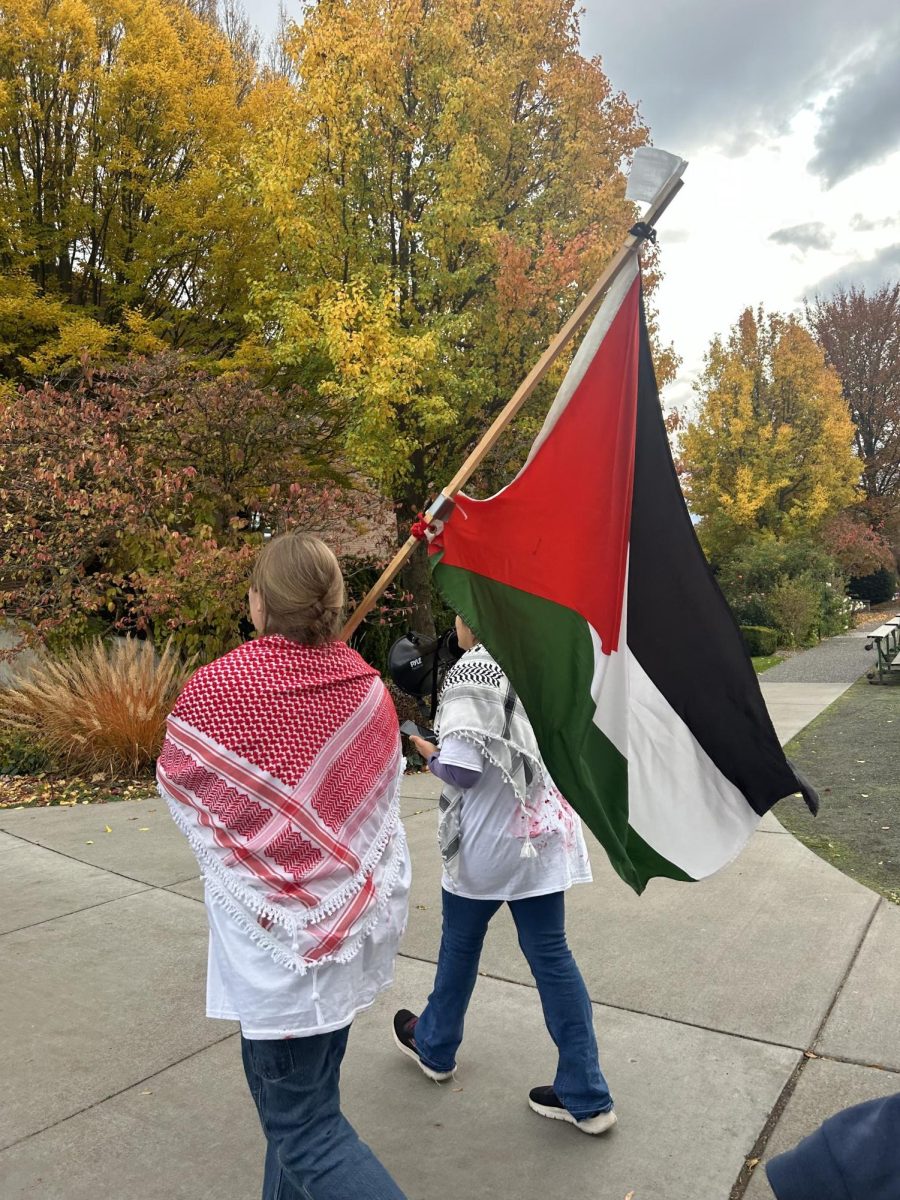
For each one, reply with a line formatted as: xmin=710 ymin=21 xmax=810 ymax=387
xmin=0 ymin=638 xmax=190 ymax=777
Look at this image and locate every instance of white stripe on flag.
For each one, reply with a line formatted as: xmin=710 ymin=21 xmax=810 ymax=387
xmin=587 ymin=624 xmax=759 ymax=879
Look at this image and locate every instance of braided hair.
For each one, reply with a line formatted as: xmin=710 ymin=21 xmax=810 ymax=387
xmin=250 ymin=531 xmax=345 ymax=646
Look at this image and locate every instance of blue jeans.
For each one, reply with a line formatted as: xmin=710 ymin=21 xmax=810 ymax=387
xmin=241 ymin=1026 xmax=406 ymax=1200
xmin=414 ymin=889 xmax=613 ymax=1120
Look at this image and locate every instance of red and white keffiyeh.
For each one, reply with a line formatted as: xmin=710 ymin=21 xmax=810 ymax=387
xmin=157 ymin=635 xmax=404 ymax=973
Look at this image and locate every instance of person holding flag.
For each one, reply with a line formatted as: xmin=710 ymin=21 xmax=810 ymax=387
xmin=345 ymin=148 xmax=816 ymax=902
xmin=393 ymin=615 xmax=617 ymax=1135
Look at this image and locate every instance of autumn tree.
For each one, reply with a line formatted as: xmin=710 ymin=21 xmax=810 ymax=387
xmin=0 ymin=0 xmax=270 ymax=384
xmin=246 ymin=0 xmax=649 ymax=629
xmin=0 ymin=354 xmax=388 ymax=657
xmin=807 ymin=284 xmax=900 ymax=525
xmin=820 ymin=511 xmax=895 ymax=579
xmin=681 ymin=307 xmax=859 ymax=562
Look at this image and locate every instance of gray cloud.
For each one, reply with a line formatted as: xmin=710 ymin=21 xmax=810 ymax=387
xmin=769 ymin=222 xmax=834 ymax=252
xmin=808 ymin=33 xmax=900 ymax=186
xmin=665 ymin=371 xmax=701 ymax=415
xmin=808 ymin=242 xmax=900 ymax=297
xmin=659 ymin=227 xmax=691 ymax=245
xmin=851 ymin=213 xmax=899 ymax=232
xmin=581 ymin=0 xmax=898 ymax=155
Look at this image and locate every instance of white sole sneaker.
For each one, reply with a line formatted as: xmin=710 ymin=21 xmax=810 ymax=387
xmin=528 ymin=1096 xmax=618 ymax=1135
xmin=392 ymin=1027 xmax=455 ymax=1082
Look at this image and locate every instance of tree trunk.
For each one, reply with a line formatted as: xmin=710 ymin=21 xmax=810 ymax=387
xmin=401 ymin=540 xmax=436 ymax=637
xmin=395 ymin=479 xmax=436 ymax=636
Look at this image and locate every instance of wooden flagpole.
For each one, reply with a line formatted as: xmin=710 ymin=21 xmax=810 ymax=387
xmin=342 ymin=171 xmax=685 ymax=641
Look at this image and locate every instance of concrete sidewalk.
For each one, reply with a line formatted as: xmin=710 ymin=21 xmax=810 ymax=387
xmin=2 ymin=676 xmax=898 ymax=1199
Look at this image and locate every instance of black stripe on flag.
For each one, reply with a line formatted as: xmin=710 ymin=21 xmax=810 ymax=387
xmin=626 ymin=298 xmax=818 ymax=817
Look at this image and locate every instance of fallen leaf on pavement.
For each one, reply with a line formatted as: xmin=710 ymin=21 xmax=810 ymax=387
xmin=104 ymin=825 xmax=112 ymax=833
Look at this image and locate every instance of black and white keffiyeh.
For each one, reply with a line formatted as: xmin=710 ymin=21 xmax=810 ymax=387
xmin=434 ymin=644 xmax=546 ymax=879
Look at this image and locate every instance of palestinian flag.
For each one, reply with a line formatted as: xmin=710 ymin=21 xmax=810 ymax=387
xmin=430 ymin=259 xmax=818 ymax=894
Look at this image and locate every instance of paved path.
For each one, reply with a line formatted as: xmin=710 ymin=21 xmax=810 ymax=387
xmin=2 ymin=666 xmax=899 ymax=1199
xmin=757 ymin=616 xmax=887 ymax=742
xmin=762 ymin=620 xmax=882 ymax=684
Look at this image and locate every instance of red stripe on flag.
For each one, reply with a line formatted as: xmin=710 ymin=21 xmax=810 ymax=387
xmin=436 ymin=275 xmax=641 ymax=653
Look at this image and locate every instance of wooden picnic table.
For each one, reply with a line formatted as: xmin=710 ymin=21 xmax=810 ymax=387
xmin=866 ymin=615 xmax=900 ymax=683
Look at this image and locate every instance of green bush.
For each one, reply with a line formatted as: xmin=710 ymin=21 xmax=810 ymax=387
xmin=718 ymin=535 xmax=850 ymax=646
xmin=740 ymin=626 xmax=779 ymax=656
xmin=733 ymin=594 xmax=773 ymax=628
xmin=768 ymin=575 xmax=821 ymax=645
xmin=817 ymin=576 xmax=852 ymax=638
xmin=848 ymin=567 xmax=897 ymax=605
xmin=718 ymin=536 xmax=837 ymax=599
xmin=0 ymin=724 xmax=49 ymax=775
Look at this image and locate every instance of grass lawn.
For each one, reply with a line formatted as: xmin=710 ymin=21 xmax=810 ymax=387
xmin=752 ymin=655 xmax=783 ymax=673
xmin=776 ymin=677 xmax=900 ymax=905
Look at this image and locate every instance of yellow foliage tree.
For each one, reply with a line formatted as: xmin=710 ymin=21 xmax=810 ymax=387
xmin=0 ymin=0 xmax=269 ymax=376
xmin=682 ymin=307 xmax=860 ymax=562
xmin=246 ymin=0 xmax=650 ymax=626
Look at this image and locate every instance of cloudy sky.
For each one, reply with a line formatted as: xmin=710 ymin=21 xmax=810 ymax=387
xmin=581 ymin=0 xmax=900 ymax=409
xmin=245 ymin=0 xmax=900 ymax=411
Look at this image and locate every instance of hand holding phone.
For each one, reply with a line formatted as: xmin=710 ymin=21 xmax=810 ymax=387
xmin=411 ymin=736 xmax=437 ymax=764
xmin=399 ymin=720 xmax=438 ymax=744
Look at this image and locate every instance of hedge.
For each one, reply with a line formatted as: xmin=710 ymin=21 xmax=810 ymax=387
xmin=740 ymin=625 xmax=779 ymax=657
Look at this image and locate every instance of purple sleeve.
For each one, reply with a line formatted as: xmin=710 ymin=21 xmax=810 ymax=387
xmin=427 ymin=751 xmax=482 ymax=790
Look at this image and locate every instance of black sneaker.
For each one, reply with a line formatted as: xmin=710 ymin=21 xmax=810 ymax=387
xmin=392 ymin=1009 xmax=454 ymax=1082
xmin=528 ymin=1085 xmax=617 ymax=1135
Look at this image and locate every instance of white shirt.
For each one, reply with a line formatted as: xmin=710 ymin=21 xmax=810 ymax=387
xmin=204 ymin=828 xmax=411 ymax=1039
xmin=438 ymin=735 xmax=592 ymax=901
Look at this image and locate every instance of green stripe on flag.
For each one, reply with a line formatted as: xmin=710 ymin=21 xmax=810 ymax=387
xmin=434 ymin=561 xmax=691 ymax=893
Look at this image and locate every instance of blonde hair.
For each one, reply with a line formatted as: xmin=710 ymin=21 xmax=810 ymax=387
xmin=250 ymin=532 xmax=345 ymax=646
